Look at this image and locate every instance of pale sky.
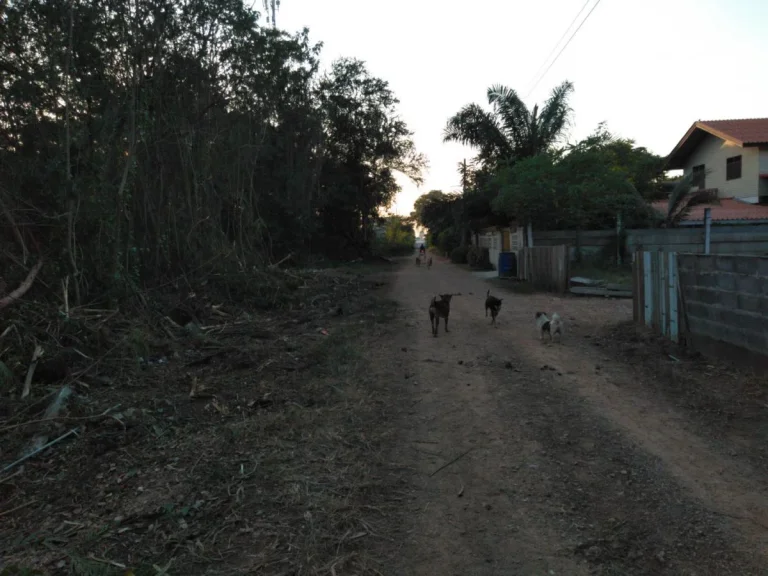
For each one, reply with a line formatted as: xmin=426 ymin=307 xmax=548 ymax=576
xmin=277 ymin=0 xmax=768 ymax=216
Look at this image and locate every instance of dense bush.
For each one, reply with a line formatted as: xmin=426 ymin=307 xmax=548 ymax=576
xmin=372 ymin=216 xmax=416 ymax=257
xmin=373 ymin=237 xmax=414 ymax=257
xmin=467 ymin=246 xmax=492 ymax=269
xmin=450 ymin=246 xmax=468 ymax=264
xmin=435 ymin=227 xmax=460 ymax=255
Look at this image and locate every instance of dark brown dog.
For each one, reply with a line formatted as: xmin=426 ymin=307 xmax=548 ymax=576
xmin=429 ymin=293 xmax=453 ymax=337
xmin=485 ymin=289 xmax=502 ymax=325
xmin=427 ymin=256 xmax=433 ymax=269
xmin=415 ymin=256 xmax=421 ymax=266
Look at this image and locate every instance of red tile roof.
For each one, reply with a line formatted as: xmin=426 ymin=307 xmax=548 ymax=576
xmin=651 ymin=197 xmax=768 ymax=222
xmin=666 ymin=118 xmax=768 ymax=170
xmin=698 ymin=118 xmax=768 ymax=145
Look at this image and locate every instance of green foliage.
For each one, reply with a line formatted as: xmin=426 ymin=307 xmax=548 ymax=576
xmin=316 ymin=59 xmax=426 ymax=257
xmin=467 ymin=246 xmax=492 ymax=269
xmin=443 ymin=81 xmax=574 ymax=168
xmin=492 ymin=126 xmax=661 ymax=231
xmin=570 ymin=122 xmax=666 ymax=201
xmin=412 ymin=190 xmax=460 ymax=234
xmin=439 ymin=81 xmax=665 ymax=239
xmin=434 ymin=227 xmax=460 ymax=254
xmin=437 ymin=80 xmax=575 ymax=240
xmin=383 ymin=216 xmax=415 ymax=244
xmin=492 ymin=154 xmax=560 ymax=229
xmin=412 ymin=190 xmax=464 ymax=253
xmin=450 ymin=246 xmax=468 ymax=264
xmin=0 ymin=0 xmax=424 ymax=300
xmin=372 ymin=215 xmax=415 ymax=256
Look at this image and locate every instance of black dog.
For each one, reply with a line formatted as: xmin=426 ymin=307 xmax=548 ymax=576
xmin=485 ymin=289 xmax=503 ymax=325
xmin=429 ymin=294 xmax=453 ymax=337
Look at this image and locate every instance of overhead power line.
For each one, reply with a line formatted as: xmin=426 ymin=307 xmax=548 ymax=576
xmin=526 ymin=0 xmax=592 ymax=96
xmin=525 ymin=0 xmax=604 ymax=100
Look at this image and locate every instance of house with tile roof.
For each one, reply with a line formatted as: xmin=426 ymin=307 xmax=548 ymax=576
xmin=662 ymin=118 xmax=768 ymax=224
xmin=667 ymin=118 xmax=768 ymax=203
xmin=650 ymin=197 xmax=768 ymax=226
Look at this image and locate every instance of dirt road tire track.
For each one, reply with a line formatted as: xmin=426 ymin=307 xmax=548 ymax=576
xmin=375 ymin=256 xmax=767 ymax=575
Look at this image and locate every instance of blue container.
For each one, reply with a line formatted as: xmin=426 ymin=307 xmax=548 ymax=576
xmin=497 ymin=251 xmax=517 ymax=278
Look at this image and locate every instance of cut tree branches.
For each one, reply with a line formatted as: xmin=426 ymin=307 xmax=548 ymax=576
xmin=0 ymin=259 xmax=43 ymax=311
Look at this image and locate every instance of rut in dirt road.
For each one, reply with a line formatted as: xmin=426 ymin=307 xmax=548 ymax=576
xmin=376 ymin=256 xmax=768 ymax=575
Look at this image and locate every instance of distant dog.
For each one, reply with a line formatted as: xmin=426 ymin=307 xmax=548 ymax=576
xmin=415 ymin=256 xmax=421 ymax=266
xmin=427 ymin=256 xmax=433 ymax=269
xmin=535 ymin=312 xmax=563 ymax=342
xmin=429 ymin=293 xmax=453 ymax=337
xmin=485 ymin=289 xmax=503 ymax=326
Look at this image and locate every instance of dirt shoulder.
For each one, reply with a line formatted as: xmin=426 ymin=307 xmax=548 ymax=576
xmin=376 ymin=256 xmax=768 ymax=575
xmin=0 ymin=265 xmax=409 ymax=575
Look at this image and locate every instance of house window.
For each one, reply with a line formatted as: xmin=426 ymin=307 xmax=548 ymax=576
xmin=726 ymin=155 xmax=742 ymax=180
xmin=692 ymin=164 xmax=706 ymax=190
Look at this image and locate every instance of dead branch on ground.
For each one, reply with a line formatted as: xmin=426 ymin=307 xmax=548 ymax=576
xmin=268 ymin=252 xmax=294 ymax=269
xmin=0 ymin=259 xmax=43 ymax=311
xmin=21 ymin=345 xmax=44 ymax=399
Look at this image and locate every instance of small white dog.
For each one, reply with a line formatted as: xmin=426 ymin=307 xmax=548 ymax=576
xmin=535 ymin=311 xmax=563 ymax=342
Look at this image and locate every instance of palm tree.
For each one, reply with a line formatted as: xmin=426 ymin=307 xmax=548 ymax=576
xmin=662 ymin=170 xmax=719 ymax=227
xmin=443 ymin=81 xmax=574 ymax=167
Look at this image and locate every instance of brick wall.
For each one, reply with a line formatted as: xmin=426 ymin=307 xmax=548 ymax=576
xmin=677 ymin=254 xmax=768 ymax=355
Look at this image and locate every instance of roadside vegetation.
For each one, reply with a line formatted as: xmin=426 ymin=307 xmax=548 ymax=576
xmin=0 ymin=1 xmax=421 ymax=572
xmin=411 ymin=82 xmax=709 ymax=271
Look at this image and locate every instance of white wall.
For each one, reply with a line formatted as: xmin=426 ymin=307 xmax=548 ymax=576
xmin=683 ymin=133 xmax=760 ymax=200
xmin=509 ymin=227 xmax=524 ymax=252
xmin=479 ymin=230 xmax=502 ymax=270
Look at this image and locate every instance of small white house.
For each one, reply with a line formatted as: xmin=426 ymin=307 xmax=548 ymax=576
xmin=474 ymin=225 xmax=524 ymax=269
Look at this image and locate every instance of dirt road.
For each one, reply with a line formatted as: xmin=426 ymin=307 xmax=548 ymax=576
xmin=375 ymin=256 xmax=768 ymax=575
xmin=4 ymin=257 xmax=768 ymax=575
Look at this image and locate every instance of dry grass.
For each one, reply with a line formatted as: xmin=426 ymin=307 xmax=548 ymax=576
xmin=596 ymin=320 xmax=768 ymax=472
xmin=0 ymin=265 xmax=405 ymax=575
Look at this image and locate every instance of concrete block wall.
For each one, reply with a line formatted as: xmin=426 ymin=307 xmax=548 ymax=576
xmin=534 ymin=224 xmax=768 ymax=261
xmin=628 ymin=225 xmax=768 ymax=255
xmin=677 ymin=254 xmax=768 ymax=356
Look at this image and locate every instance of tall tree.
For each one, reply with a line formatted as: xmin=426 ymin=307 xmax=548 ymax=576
xmin=443 ymin=81 xmax=574 ymax=168
xmin=263 ymin=0 xmax=280 ymax=27
xmin=569 ymin=122 xmax=666 ymax=200
xmin=412 ymin=190 xmax=457 ymax=234
xmin=316 ymin=58 xmax=426 ymax=255
xmin=0 ymin=0 xmax=423 ymax=298
xmin=492 ymin=129 xmax=660 ymax=231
